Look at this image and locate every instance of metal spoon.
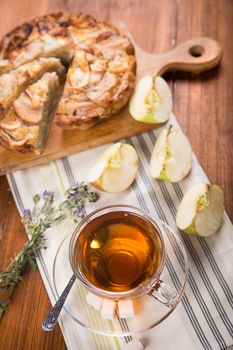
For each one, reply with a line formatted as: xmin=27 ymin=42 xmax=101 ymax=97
xmin=42 ymin=274 xmax=76 ymax=331
xmin=42 ymin=228 xmax=108 ymax=331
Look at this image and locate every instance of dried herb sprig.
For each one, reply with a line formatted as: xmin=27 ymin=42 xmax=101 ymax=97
xmin=0 ymin=183 xmax=99 ymax=320
xmin=60 ymin=182 xmax=99 ymax=221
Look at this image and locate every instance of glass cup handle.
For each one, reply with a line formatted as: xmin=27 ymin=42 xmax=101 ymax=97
xmin=148 ymin=279 xmax=178 ymax=308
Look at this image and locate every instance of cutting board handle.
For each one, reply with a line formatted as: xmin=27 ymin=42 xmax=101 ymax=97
xmin=115 ymin=22 xmax=223 ymax=77
xmin=153 ymin=37 xmax=223 ymax=76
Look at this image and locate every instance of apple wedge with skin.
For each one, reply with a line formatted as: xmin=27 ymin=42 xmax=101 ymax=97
xmin=88 ymin=142 xmax=138 ymax=193
xmin=176 ymin=183 xmax=224 ymax=237
xmin=150 ymin=126 xmax=193 ymax=182
xmin=129 ymin=75 xmax=172 ymax=124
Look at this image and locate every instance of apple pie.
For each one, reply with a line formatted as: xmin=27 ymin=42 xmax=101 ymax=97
xmin=0 ymin=72 xmax=60 ymax=153
xmin=0 ymin=12 xmax=136 ymax=152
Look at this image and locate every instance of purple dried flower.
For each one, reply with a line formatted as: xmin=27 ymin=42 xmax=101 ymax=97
xmin=23 ymin=209 xmax=31 ymax=217
xmin=71 ymin=189 xmax=79 ymax=196
xmin=43 ymin=190 xmax=50 ymax=197
xmin=42 ymin=190 xmax=54 ymax=204
xmin=22 ymin=209 xmax=32 ymax=225
xmin=73 ymin=207 xmax=85 ymax=219
xmin=79 ymin=208 xmax=85 ymax=218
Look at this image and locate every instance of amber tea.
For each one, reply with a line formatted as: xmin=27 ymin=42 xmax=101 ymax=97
xmin=74 ymin=211 xmax=164 ymax=293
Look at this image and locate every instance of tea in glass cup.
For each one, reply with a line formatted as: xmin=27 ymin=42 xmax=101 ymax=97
xmin=69 ymin=205 xmax=169 ymax=301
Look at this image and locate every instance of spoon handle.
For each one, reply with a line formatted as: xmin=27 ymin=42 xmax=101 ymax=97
xmin=42 ymin=274 xmax=76 ymax=331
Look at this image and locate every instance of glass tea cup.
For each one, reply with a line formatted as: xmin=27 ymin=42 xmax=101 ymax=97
xmin=69 ymin=205 xmax=179 ymax=307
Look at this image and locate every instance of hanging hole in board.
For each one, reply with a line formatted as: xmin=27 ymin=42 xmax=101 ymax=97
xmin=189 ymin=45 xmax=205 ymax=57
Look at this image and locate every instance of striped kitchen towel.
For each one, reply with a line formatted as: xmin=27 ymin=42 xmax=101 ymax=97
xmin=7 ymin=114 xmax=233 ymax=350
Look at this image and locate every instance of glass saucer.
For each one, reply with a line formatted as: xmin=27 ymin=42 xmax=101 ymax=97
xmin=52 ymin=220 xmax=188 ymax=337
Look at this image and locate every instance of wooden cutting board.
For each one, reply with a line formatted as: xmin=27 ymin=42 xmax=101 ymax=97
xmin=0 ymin=22 xmax=222 ymax=176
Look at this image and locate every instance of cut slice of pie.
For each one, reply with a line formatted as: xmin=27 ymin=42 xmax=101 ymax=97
xmin=0 ymin=57 xmax=65 ymax=119
xmin=0 ymin=72 xmax=60 ymax=154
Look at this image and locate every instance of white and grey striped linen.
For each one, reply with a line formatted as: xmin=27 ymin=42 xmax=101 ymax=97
xmin=7 ymin=114 xmax=233 ymax=350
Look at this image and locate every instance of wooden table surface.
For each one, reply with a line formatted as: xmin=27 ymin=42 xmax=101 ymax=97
xmin=0 ymin=1 xmax=232 ymax=349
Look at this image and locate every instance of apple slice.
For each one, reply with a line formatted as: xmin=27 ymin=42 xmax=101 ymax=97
xmin=176 ymin=183 xmax=224 ymax=237
xmin=129 ymin=75 xmax=172 ymax=124
xmin=150 ymin=126 xmax=193 ymax=182
xmin=88 ymin=142 xmax=138 ymax=192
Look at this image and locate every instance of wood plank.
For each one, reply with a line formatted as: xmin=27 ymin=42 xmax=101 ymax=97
xmin=0 ymin=1 xmax=232 ymax=350
xmin=173 ymin=0 xmax=233 ymax=218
